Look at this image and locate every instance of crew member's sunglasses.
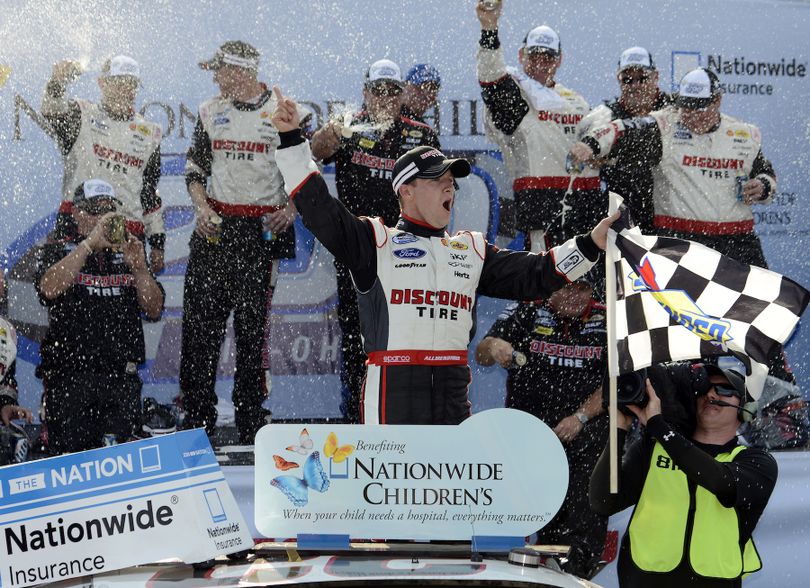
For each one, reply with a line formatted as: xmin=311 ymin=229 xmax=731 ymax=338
xmin=368 ymin=83 xmax=403 ymax=98
xmin=620 ymin=73 xmax=652 ymax=85
xmin=77 ymin=201 xmax=118 ymax=216
xmin=708 ymin=383 xmax=742 ymax=399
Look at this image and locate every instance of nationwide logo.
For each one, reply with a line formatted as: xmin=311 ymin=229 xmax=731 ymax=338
xmin=392 ymin=232 xmax=418 ymax=245
xmin=4 ymin=499 xmax=174 ymax=554
xmin=393 ymin=248 xmax=426 ymax=259
xmin=630 ymin=256 xmax=733 ymax=345
xmin=707 ymin=55 xmax=807 ymax=78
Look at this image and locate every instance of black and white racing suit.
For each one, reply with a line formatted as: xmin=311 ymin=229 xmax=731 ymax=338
xmin=41 ymin=85 xmax=164 ymax=252
xmin=275 ymin=129 xmax=601 ymax=425
xmin=477 ymin=29 xmax=604 ymax=251
xmin=579 ymin=107 xmax=776 ymax=268
xmin=326 ymin=111 xmax=439 ymax=422
xmin=180 ymin=89 xmax=305 ymax=442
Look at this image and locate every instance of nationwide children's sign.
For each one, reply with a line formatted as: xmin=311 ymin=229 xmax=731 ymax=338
xmin=0 ymin=430 xmax=252 ymax=588
xmin=255 ymin=408 xmax=568 ymax=540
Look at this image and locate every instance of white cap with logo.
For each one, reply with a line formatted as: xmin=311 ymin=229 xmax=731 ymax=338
xmin=523 ymin=25 xmax=561 ymax=55
xmin=618 ymin=46 xmax=655 ymax=72
xmin=676 ymin=67 xmax=722 ymax=108
xmin=365 ymin=59 xmax=404 ymax=87
xmin=106 ymin=55 xmax=140 ymax=79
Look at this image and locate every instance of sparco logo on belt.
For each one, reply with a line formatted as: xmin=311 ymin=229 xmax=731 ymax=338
xmin=383 ymin=355 xmax=412 ymax=364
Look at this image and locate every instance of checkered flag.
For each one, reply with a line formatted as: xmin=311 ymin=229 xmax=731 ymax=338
xmin=607 ymin=203 xmax=809 ymax=399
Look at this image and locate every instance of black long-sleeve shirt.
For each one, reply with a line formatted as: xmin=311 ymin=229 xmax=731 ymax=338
xmin=590 ymin=415 xmax=777 ymax=587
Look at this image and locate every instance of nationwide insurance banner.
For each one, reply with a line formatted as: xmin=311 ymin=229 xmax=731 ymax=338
xmin=0 ymin=430 xmax=252 ymax=587
xmin=1 ymin=0 xmax=809 ymax=419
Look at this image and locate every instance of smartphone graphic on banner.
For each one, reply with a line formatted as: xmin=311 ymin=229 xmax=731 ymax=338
xmin=204 ymin=488 xmax=227 ymax=523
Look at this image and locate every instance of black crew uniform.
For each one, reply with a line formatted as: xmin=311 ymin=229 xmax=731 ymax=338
xmin=327 ymin=111 xmax=439 ymax=422
xmin=485 ymin=298 xmax=608 ymax=576
xmin=35 ymin=237 xmax=164 ymax=453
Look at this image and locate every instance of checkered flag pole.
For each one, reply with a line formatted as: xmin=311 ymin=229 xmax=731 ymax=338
xmin=605 ymin=193 xmax=810 ymax=400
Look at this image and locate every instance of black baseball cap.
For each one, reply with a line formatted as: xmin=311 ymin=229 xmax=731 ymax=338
xmin=676 ymin=68 xmax=722 ymax=109
xmin=392 ymin=146 xmax=471 ymax=193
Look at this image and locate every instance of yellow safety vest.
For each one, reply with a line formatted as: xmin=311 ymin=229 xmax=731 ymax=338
xmin=628 ymin=442 xmax=762 ymax=578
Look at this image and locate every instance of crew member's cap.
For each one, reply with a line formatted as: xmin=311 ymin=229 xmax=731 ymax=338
xmin=365 ymin=59 xmax=404 ymax=88
xmin=703 ymin=364 xmax=752 ymax=402
xmin=618 ymin=46 xmax=656 ymax=72
xmin=392 ymin=146 xmax=471 ymax=193
xmin=523 ymin=25 xmax=561 ymax=56
xmin=73 ymin=179 xmax=121 ymax=208
xmin=199 ymin=41 xmax=260 ymax=72
xmin=102 ymin=55 xmax=140 ymax=80
xmin=676 ymin=67 xmax=722 ymax=109
xmin=405 ymin=64 xmax=441 ymax=87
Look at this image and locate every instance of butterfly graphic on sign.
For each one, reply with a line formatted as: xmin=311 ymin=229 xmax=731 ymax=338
xmin=272 ymin=454 xmax=299 ymax=471
xmin=324 ymin=432 xmax=355 ymax=479
xmin=286 ymin=428 xmax=314 ymax=455
xmin=271 ymin=451 xmax=330 ymax=507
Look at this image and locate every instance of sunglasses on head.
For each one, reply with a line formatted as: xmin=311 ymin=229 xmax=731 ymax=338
xmin=368 ymin=83 xmax=402 ymax=97
xmin=620 ymin=73 xmax=651 ymax=85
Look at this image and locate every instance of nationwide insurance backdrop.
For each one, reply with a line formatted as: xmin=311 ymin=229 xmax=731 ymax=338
xmin=1 ymin=0 xmax=808 ymax=421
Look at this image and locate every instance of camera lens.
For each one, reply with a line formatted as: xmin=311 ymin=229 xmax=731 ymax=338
xmin=616 ymin=369 xmax=648 ymax=407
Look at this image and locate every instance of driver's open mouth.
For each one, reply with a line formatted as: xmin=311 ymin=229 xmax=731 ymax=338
xmin=442 ymin=197 xmax=452 ymax=212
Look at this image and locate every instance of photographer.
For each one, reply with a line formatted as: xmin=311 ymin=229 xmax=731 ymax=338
xmin=36 ymin=179 xmax=164 ymax=454
xmin=590 ymin=364 xmax=777 ymax=587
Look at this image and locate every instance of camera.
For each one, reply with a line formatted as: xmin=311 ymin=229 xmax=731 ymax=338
xmin=604 ymin=362 xmax=708 ymax=432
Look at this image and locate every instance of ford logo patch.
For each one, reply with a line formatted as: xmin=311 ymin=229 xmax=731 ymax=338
xmin=393 ymin=248 xmax=426 ymax=259
xmin=392 ymin=232 xmax=418 ymax=244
